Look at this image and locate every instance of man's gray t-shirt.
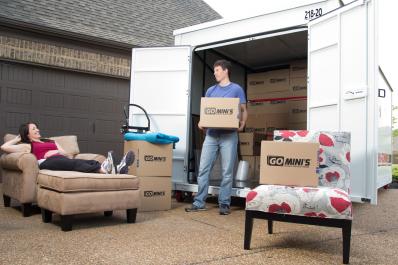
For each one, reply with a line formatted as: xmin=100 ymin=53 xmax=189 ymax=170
xmin=205 ymin=82 xmax=246 ymax=136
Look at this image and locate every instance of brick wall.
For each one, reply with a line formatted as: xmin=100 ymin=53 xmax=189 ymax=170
xmin=0 ymin=35 xmax=130 ymax=78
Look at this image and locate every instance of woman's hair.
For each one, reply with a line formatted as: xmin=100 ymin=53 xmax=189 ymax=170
xmin=19 ymin=122 xmax=52 ymax=143
xmin=19 ymin=122 xmax=37 ymax=144
xmin=19 ymin=122 xmax=36 ymax=143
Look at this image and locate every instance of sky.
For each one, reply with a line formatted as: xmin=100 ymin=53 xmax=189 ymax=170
xmin=203 ymin=0 xmax=398 ymax=122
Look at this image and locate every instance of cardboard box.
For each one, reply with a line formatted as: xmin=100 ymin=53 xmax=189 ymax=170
xmin=290 ymin=77 xmax=307 ymax=96
xmin=239 ymin=133 xmax=267 ymax=156
xmin=124 ymin=141 xmax=172 ymax=177
xmin=139 ymin=176 xmax=171 ymax=212
xmin=290 ymin=60 xmax=307 ymax=78
xmin=260 ymin=141 xmax=319 ymax=187
xmin=288 ymin=99 xmax=307 ymax=123
xmin=199 ymin=97 xmax=239 ymax=129
xmin=247 ymin=100 xmax=290 ymax=114
xmin=288 ymin=122 xmax=307 ymax=130
xmin=246 ymin=113 xmax=288 ymax=133
xmin=241 ymin=156 xmax=256 ymax=180
xmin=247 ymin=69 xmax=290 ymax=100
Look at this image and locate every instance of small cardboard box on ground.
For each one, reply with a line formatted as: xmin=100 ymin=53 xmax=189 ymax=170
xmin=124 ymin=141 xmax=173 ymax=177
xmin=138 ymin=176 xmax=171 ymax=212
xmin=239 ymin=133 xmax=267 ymax=156
xmin=260 ymin=141 xmax=319 ymax=187
xmin=247 ymin=69 xmax=290 ymax=100
xmin=199 ymin=97 xmax=240 ymax=129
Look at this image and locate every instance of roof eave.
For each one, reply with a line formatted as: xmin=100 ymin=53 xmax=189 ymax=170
xmin=0 ymin=15 xmax=137 ymax=51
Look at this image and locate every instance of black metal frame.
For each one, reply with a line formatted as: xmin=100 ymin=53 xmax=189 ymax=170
xmin=244 ymin=210 xmax=352 ymax=264
xmin=121 ymin=103 xmax=151 ymax=134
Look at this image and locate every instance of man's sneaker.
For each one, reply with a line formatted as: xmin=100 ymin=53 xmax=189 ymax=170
xmin=219 ymin=204 xmax=230 ymax=215
xmin=185 ymin=205 xmax=207 ymax=212
xmin=117 ymin=151 xmax=135 ymax=174
xmin=101 ymin=151 xmax=116 ymax=174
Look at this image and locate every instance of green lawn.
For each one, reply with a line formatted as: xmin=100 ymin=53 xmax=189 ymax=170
xmin=393 ymin=164 xmax=398 ymax=181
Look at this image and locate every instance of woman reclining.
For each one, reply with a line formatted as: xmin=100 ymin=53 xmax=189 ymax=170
xmin=1 ymin=122 xmax=134 ymax=174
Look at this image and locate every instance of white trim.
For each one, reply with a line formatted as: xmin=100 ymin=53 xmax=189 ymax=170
xmin=174 ymin=0 xmax=330 ymax=36
xmin=194 ymin=28 xmax=308 ymax=52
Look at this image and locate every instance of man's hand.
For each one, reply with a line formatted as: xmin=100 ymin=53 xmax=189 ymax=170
xmin=198 ymin=123 xmax=205 ymax=131
xmin=238 ymin=120 xmax=246 ymax=132
xmin=44 ymin=150 xmax=60 ymax=158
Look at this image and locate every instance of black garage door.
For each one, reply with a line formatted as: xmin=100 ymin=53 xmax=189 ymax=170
xmin=0 ymin=61 xmax=129 ymax=164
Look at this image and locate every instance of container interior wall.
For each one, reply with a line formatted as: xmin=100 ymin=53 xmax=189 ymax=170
xmin=188 ymin=30 xmax=308 ymax=183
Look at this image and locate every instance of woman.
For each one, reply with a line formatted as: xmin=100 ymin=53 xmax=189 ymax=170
xmin=1 ymin=122 xmax=134 ymax=174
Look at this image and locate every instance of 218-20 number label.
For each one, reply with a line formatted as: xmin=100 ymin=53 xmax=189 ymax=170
xmin=304 ymin=8 xmax=323 ymax=20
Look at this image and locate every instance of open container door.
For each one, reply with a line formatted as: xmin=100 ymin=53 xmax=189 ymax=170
xmin=307 ymin=0 xmax=378 ymax=203
xmin=130 ymin=46 xmax=191 ymax=183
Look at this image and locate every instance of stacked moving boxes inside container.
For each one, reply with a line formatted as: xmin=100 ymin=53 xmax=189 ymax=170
xmin=238 ymin=60 xmax=308 ymax=182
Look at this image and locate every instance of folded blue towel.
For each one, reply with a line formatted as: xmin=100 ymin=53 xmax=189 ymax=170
xmin=124 ymin=132 xmax=179 ymax=144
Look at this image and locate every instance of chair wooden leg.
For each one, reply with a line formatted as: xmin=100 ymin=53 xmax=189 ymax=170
xmin=21 ymin=203 xmax=32 ymax=217
xmin=3 ymin=195 xmax=11 ymax=207
xmin=104 ymin=211 xmax=113 ymax=217
xmin=244 ymin=211 xmax=254 ymax=250
xmin=126 ymin=208 xmax=137 ymax=223
xmin=268 ymin=220 xmax=273 ymax=234
xmin=41 ymin=209 xmax=52 ymax=223
xmin=342 ymin=220 xmax=352 ymax=264
xmin=60 ymin=215 xmax=74 ymax=231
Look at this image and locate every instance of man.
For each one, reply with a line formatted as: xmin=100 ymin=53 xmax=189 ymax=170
xmin=185 ymin=59 xmax=247 ymax=215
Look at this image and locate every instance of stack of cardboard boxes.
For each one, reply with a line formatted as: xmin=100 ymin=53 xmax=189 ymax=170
xmin=124 ymin=141 xmax=173 ymax=212
xmin=238 ymin=132 xmax=266 ymax=181
xmin=239 ymin=60 xmax=308 ymax=181
xmin=245 ymin=60 xmax=308 ymax=136
xmin=193 ymin=62 xmax=308 ymax=183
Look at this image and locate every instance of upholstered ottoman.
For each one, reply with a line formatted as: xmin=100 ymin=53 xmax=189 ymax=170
xmin=37 ymin=170 xmax=140 ymax=231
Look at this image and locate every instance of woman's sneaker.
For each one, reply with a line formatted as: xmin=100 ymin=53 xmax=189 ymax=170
xmin=117 ymin=151 xmax=135 ymax=174
xmin=101 ymin=151 xmax=116 ymax=174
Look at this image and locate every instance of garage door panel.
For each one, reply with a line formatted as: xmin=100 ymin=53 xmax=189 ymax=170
xmin=33 ymin=68 xmax=65 ymax=88
xmin=95 ymin=118 xmax=122 ymax=136
xmin=2 ymin=63 xmax=33 ymax=83
xmin=5 ymin=111 xmax=32 ymax=131
xmin=77 ymin=140 xmax=89 ymax=153
xmin=94 ymin=97 xmax=124 ymax=115
xmin=47 ymin=71 xmax=65 ymax=88
xmin=39 ymin=91 xmax=65 ymax=109
xmin=66 ymin=117 xmax=90 ymax=137
xmin=65 ymin=74 xmax=91 ymax=91
xmin=39 ymin=114 xmax=65 ymax=134
xmin=65 ymin=94 xmax=90 ymax=112
xmin=6 ymin=87 xmax=32 ymax=105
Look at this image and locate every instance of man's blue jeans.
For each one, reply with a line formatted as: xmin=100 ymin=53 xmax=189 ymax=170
xmin=193 ymin=132 xmax=238 ymax=208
